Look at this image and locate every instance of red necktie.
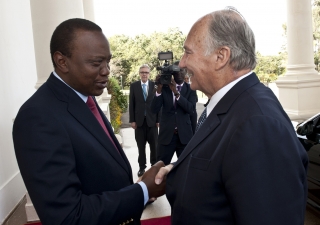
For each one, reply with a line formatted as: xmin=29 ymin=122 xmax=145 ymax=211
xmin=86 ymin=96 xmax=119 ymax=153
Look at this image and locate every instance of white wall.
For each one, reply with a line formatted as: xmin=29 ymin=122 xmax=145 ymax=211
xmin=0 ymin=0 xmax=37 ymax=223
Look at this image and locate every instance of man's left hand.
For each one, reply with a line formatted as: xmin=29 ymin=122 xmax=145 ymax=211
xmin=169 ymin=78 xmax=177 ymax=93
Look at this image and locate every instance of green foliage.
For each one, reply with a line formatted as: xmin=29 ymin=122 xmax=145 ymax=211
xmin=107 ymin=77 xmax=128 ymax=133
xmin=256 ymin=73 xmax=278 ymax=84
xmin=254 ymin=52 xmax=286 ymax=83
xmin=313 ymin=0 xmax=320 ymax=71
xmin=109 ymin=28 xmax=186 ymax=87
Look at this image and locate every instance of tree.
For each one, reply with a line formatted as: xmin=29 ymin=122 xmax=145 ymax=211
xmin=254 ymin=52 xmax=286 ymax=84
xmin=107 ymin=77 xmax=128 ymax=133
xmin=109 ymin=28 xmax=186 ymax=88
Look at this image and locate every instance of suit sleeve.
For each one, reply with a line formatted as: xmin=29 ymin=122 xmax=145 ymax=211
xmin=176 ymin=88 xmax=197 ymax=114
xmin=222 ymin=115 xmax=308 ymax=225
xmin=151 ymin=93 xmax=163 ymax=114
xmin=129 ymin=83 xmax=135 ymax=123
xmin=13 ymin=106 xmax=144 ymax=225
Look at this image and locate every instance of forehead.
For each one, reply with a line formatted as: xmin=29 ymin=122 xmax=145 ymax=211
xmin=184 ymin=16 xmax=209 ymax=51
xmin=72 ymin=30 xmax=111 ymax=56
xmin=139 ymin=67 xmax=150 ymax=71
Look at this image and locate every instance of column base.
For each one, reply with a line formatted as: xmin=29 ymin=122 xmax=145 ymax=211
xmin=276 ymin=72 xmax=320 ymax=121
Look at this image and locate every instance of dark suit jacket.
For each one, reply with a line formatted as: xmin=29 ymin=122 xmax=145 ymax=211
xmin=129 ymin=80 xmax=159 ymax=126
xmin=166 ymin=73 xmax=308 ymax=225
xmin=13 ymin=74 xmax=144 ymax=225
xmin=151 ymin=83 xmax=197 ymax=145
xmin=190 ymin=91 xmax=198 ymax=133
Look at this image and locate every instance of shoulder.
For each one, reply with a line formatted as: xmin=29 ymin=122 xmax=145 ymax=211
xmin=130 ymin=81 xmax=140 ymax=89
xmin=131 ymin=81 xmax=140 ymax=86
xmin=149 ymin=80 xmax=155 ymax=86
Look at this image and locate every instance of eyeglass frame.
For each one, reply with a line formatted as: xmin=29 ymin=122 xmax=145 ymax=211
xmin=139 ymin=71 xmax=150 ymax=74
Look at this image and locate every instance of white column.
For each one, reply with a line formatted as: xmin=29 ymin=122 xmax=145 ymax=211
xmin=0 ymin=0 xmax=37 ymax=223
xmin=26 ymin=1 xmax=85 ymax=222
xmin=82 ymin=0 xmax=95 ymax=22
xmin=276 ymin=0 xmax=320 ymax=121
xmin=30 ymin=0 xmax=84 ymax=89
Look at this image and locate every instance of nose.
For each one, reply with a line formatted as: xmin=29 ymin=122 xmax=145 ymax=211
xmin=179 ymin=53 xmax=186 ymax=68
xmin=100 ymin=62 xmax=110 ymax=76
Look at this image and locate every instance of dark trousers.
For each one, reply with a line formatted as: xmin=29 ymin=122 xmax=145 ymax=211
xmin=135 ymin=118 xmax=158 ymax=170
xmin=157 ymin=131 xmax=186 ymax=165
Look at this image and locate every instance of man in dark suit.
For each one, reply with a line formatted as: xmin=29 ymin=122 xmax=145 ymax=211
xmin=12 ymin=18 xmax=165 ymax=225
xmin=151 ymin=62 xmax=197 ymax=165
xmin=184 ymin=74 xmax=198 ymax=133
xmin=155 ymin=8 xmax=308 ymax=225
xmin=129 ymin=64 xmax=159 ymax=177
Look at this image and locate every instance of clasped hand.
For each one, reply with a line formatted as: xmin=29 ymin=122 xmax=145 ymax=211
xmin=139 ymin=161 xmax=173 ymax=201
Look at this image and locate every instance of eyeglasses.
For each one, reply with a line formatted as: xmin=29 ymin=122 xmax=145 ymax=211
xmin=225 ymin=6 xmax=245 ymax=21
xmin=139 ymin=72 xmax=150 ymax=74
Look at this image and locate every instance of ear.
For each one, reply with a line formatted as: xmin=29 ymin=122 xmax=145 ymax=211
xmin=53 ymin=51 xmax=69 ymax=73
xmin=215 ymin=46 xmax=230 ymax=70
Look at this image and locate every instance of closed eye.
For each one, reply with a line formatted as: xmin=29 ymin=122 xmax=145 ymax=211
xmin=92 ymin=61 xmax=102 ymax=67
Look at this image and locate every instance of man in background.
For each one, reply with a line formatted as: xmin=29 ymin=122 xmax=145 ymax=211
xmin=129 ymin=64 xmax=160 ymax=177
xmin=151 ymin=61 xmax=197 ymax=165
xmin=155 ymin=7 xmax=308 ymax=225
xmin=13 ymin=18 xmax=165 ymax=225
xmin=184 ymin=74 xmax=198 ymax=133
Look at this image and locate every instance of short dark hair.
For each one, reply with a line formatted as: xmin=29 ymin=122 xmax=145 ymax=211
xmin=50 ymin=18 xmax=102 ymax=68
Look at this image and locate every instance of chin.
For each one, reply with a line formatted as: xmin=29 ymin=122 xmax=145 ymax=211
xmin=190 ymin=83 xmax=197 ymax=91
xmin=93 ymin=90 xmax=104 ymax=96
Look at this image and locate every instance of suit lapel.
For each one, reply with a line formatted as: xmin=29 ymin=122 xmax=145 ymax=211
xmin=147 ymin=80 xmax=154 ymax=101
xmin=172 ymin=73 xmax=260 ymax=170
xmin=95 ymin=99 xmax=132 ymax=174
xmin=180 ymin=82 xmax=187 ymax=97
xmin=173 ymin=113 xmax=221 ymax=167
xmin=47 ymin=74 xmax=131 ymax=175
xmin=138 ymin=82 xmax=145 ymax=101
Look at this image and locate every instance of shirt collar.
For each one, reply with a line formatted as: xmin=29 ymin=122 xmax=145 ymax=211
xmin=52 ymin=71 xmax=88 ymax=103
xmin=141 ymin=80 xmax=148 ymax=86
xmin=206 ymin=71 xmax=253 ymax=117
xmin=176 ymin=82 xmax=184 ymax=87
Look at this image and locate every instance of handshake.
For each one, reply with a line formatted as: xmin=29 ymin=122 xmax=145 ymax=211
xmin=139 ymin=161 xmax=173 ymax=200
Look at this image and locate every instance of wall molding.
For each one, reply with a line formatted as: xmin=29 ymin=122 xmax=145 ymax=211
xmin=0 ymin=171 xmax=26 ymax=224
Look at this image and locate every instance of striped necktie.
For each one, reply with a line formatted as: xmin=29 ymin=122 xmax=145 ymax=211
xmin=196 ymin=107 xmax=207 ymax=132
xmin=142 ymin=83 xmax=147 ymax=100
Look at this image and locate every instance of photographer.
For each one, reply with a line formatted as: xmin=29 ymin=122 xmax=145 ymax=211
xmin=151 ymin=61 xmax=197 ymax=165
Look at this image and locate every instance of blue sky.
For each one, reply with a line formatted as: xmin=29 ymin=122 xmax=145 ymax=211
xmin=94 ymin=0 xmax=287 ymax=56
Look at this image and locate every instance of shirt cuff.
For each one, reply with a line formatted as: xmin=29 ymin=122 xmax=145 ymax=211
xmin=137 ymin=181 xmax=149 ymax=205
xmin=156 ymin=92 xmax=162 ymax=97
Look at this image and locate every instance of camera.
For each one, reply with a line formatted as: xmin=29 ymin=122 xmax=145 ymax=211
xmin=156 ymin=51 xmax=180 ymax=85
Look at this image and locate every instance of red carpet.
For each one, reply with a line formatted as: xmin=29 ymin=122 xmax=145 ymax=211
xmin=141 ymin=216 xmax=171 ymax=225
xmin=25 ymin=216 xmax=171 ymax=225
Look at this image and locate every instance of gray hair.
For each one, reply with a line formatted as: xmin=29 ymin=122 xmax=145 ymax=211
xmin=204 ymin=7 xmax=256 ymax=71
xmin=139 ymin=64 xmax=150 ymax=70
